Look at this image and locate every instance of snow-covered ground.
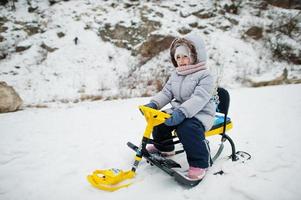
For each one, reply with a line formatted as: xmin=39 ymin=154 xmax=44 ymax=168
xmin=1 ymin=1 xmax=301 ymax=199
xmin=1 ymin=84 xmax=301 ymax=200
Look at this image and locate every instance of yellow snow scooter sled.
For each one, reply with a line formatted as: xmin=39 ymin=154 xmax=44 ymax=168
xmin=87 ymin=88 xmax=250 ymax=192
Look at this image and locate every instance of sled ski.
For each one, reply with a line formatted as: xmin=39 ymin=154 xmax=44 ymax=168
xmin=127 ymin=142 xmax=202 ymax=187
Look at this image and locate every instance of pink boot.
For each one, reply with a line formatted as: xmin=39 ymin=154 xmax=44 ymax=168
xmin=146 ymin=144 xmax=159 ymax=154
xmin=187 ymin=167 xmax=207 ymax=180
xmin=146 ymin=144 xmax=175 ymax=157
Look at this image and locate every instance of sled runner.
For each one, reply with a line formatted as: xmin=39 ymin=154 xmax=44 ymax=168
xmin=87 ymin=88 xmax=249 ymax=191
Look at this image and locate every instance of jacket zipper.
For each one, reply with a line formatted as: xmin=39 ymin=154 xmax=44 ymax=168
xmin=178 ymin=76 xmax=186 ymax=102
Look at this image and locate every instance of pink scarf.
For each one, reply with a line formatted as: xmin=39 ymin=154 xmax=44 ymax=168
xmin=176 ymin=61 xmax=207 ymax=75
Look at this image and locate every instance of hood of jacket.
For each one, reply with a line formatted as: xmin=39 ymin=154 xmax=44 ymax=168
xmin=170 ymin=33 xmax=207 ymax=67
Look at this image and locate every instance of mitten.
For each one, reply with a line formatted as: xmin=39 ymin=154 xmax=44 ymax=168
xmin=164 ymin=109 xmax=186 ymax=126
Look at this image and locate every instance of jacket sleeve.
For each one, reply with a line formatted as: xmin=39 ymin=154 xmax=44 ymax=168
xmin=178 ymin=73 xmax=214 ymax=118
xmin=150 ymin=78 xmax=174 ymax=109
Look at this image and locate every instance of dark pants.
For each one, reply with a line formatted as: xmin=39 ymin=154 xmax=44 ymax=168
xmin=152 ymin=117 xmax=212 ymax=168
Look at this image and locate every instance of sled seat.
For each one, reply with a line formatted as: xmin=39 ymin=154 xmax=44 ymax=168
xmin=205 ymin=114 xmax=232 ymax=137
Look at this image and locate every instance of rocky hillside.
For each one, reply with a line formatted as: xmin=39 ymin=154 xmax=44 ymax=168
xmin=0 ymin=0 xmax=300 ymax=105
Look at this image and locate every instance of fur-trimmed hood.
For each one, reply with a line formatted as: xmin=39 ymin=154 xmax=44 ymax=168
xmin=170 ymin=33 xmax=207 ymax=67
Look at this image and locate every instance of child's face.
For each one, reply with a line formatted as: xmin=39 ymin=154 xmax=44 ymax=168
xmin=175 ymin=55 xmax=191 ymax=67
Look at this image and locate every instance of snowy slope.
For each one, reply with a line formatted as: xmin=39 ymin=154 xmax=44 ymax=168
xmin=1 ymin=84 xmax=301 ymax=200
xmin=1 ymin=0 xmax=300 ymax=105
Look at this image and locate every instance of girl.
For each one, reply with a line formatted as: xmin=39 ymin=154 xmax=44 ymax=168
xmin=144 ymin=33 xmax=216 ymax=180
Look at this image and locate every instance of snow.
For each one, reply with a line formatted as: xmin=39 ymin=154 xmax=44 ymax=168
xmin=1 ymin=84 xmax=301 ymax=200
xmin=1 ymin=0 xmax=300 ymax=105
xmin=1 ymin=0 xmax=136 ymax=105
xmin=1 ymin=0 xmax=301 ymax=198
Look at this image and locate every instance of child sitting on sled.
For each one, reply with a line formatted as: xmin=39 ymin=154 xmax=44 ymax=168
xmin=144 ymin=33 xmax=216 ymax=181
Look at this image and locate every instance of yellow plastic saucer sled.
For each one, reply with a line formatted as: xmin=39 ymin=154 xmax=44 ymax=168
xmin=87 ymin=105 xmax=170 ymax=192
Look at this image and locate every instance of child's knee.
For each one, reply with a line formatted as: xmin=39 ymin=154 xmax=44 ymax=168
xmin=177 ymin=119 xmax=205 ymax=139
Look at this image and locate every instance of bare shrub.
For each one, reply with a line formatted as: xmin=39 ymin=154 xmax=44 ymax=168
xmin=268 ymin=35 xmax=301 ymax=64
xmin=223 ymin=0 xmax=243 ymax=15
xmin=270 ymin=12 xmax=301 ymax=38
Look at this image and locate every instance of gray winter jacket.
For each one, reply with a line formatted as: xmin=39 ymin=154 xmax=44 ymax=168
xmin=150 ymin=33 xmax=216 ymax=131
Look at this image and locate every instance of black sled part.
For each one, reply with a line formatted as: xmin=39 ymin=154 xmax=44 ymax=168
xmin=127 ymin=142 xmax=202 ymax=187
xmin=172 ymin=170 xmax=202 ymax=187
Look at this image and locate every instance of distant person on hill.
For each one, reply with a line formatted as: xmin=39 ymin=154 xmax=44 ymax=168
xmin=144 ymin=32 xmax=216 ymax=181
